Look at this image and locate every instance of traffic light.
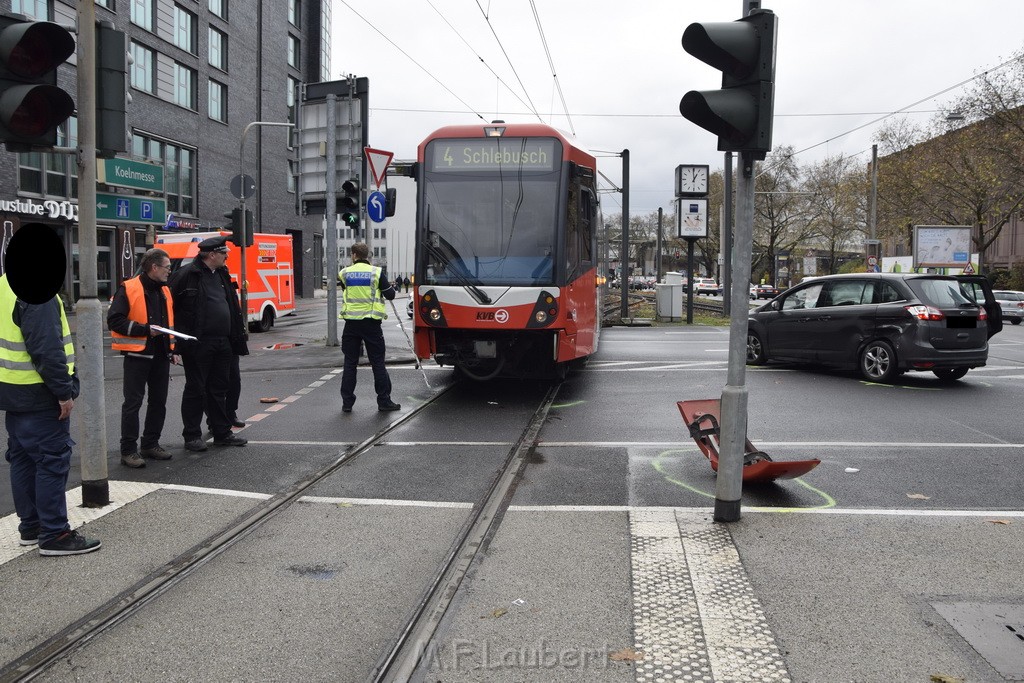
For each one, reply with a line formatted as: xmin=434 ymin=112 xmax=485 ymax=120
xmin=384 ymin=187 xmax=396 ymax=217
xmin=230 ymin=207 xmax=253 ymax=247
xmin=95 ymin=21 xmax=129 ymax=158
xmin=679 ymin=9 xmax=777 ymax=159
xmin=339 ymin=178 xmax=360 ymax=228
xmin=0 ymin=13 xmax=76 ymax=150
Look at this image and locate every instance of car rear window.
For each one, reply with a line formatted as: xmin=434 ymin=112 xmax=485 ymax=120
xmin=995 ymin=291 xmax=1023 ymax=301
xmin=909 ymin=278 xmax=974 ymax=307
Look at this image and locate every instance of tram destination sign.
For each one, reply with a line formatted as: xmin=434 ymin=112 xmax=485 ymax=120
xmin=96 ymin=158 xmax=164 ymax=193
xmin=429 ymin=138 xmax=558 ymax=172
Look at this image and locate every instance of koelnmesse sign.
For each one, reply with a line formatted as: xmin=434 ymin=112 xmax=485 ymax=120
xmin=96 ymin=158 xmax=164 ymax=193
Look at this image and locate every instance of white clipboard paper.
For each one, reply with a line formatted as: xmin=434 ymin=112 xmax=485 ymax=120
xmin=150 ymin=325 xmax=198 ymax=341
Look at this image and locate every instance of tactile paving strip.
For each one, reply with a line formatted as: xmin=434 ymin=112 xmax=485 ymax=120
xmin=630 ymin=509 xmax=791 ymax=682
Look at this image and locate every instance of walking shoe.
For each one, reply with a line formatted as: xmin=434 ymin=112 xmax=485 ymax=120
xmin=19 ymin=527 xmax=39 ymax=546
xmin=342 ymin=404 xmax=353 ymax=413
xmin=184 ymin=439 xmax=208 ymax=452
xmin=38 ymin=530 xmax=102 ymax=556
xmin=378 ymin=401 xmax=401 ymax=412
xmin=213 ymin=434 xmax=247 ymax=447
xmin=140 ymin=445 xmax=172 ymax=460
xmin=120 ymin=452 xmax=146 ymax=468
xmin=231 ymin=419 xmax=246 ymax=428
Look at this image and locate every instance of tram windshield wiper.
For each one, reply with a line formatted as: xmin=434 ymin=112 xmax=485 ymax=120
xmin=424 ymin=227 xmax=492 ymax=305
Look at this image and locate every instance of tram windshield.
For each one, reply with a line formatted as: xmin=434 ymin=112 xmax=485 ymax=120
xmin=421 ymin=137 xmax=562 ymax=286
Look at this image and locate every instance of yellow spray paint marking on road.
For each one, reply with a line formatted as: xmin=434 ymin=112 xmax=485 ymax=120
xmin=652 ymin=450 xmax=836 ymax=510
xmin=552 ymin=397 xmax=585 ymax=409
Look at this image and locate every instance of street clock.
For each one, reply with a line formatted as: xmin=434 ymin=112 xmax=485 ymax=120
xmin=675 ymin=164 xmax=709 ymax=196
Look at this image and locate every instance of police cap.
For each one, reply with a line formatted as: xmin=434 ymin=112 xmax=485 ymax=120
xmin=197 ymin=235 xmax=229 ymax=253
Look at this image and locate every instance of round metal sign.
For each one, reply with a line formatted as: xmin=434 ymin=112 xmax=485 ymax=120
xmin=230 ymin=174 xmax=256 ymax=200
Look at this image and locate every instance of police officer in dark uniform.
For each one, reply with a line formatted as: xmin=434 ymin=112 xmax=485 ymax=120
xmin=169 ymin=235 xmax=248 ymax=451
xmin=338 ymin=242 xmax=400 ymax=412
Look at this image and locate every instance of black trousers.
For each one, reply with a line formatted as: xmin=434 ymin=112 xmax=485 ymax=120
xmin=120 ymin=353 xmax=171 ymax=455
xmin=208 ymin=353 xmax=240 ymax=430
xmin=340 ymin=318 xmax=392 ymax=407
xmin=180 ymin=337 xmax=232 ymax=441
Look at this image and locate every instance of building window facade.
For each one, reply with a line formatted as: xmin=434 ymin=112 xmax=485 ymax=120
xmin=208 ymin=26 xmax=227 ymax=71
xmin=13 ymin=0 xmax=48 ymax=19
xmin=95 ymin=0 xmax=113 ymax=9
xmin=130 ymin=42 xmax=155 ymax=93
xmin=132 ymin=133 xmax=196 ymax=216
xmin=131 ymin=0 xmax=154 ymax=31
xmin=287 ymin=75 xmax=299 ymax=124
xmin=173 ymin=4 xmax=197 ymax=54
xmin=208 ymin=0 xmax=226 ymax=20
xmin=208 ymin=80 xmax=226 ymax=122
xmin=288 ymin=0 xmax=299 ymax=27
xmin=18 ymin=118 xmax=78 ymax=198
xmin=287 ymin=35 xmax=300 ymax=69
xmin=172 ymin=62 xmax=195 ymax=109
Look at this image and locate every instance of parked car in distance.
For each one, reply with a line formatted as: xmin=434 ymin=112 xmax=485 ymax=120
xmin=407 ymin=299 xmax=414 ymax=318
xmin=693 ymin=278 xmax=721 ymax=296
xmin=992 ymin=290 xmax=1024 ymax=325
xmin=746 ymin=273 xmax=994 ymax=383
xmin=753 ymin=283 xmax=778 ymax=299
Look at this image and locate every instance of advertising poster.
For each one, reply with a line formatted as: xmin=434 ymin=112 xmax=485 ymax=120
xmin=913 ymin=225 xmax=972 ymax=269
xmin=676 ymin=198 xmax=708 ymax=239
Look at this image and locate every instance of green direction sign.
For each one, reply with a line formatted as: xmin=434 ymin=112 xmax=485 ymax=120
xmin=96 ymin=192 xmax=167 ymax=225
xmin=96 ymin=158 xmax=163 ymax=192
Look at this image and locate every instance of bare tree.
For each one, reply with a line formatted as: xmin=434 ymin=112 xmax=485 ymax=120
xmin=803 ymin=154 xmax=866 ymax=274
xmin=753 ymin=146 xmax=815 ymax=285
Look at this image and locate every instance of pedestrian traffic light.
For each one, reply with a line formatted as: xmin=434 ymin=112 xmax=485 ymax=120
xmin=0 ymin=14 xmax=76 ymax=150
xmin=339 ymin=178 xmax=360 ymax=227
xmin=679 ymin=9 xmax=777 ymax=160
xmin=95 ymin=21 xmax=129 ymax=158
xmin=230 ymin=207 xmax=253 ymax=248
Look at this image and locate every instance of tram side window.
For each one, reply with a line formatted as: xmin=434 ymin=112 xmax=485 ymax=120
xmin=579 ymin=186 xmax=595 ymax=263
xmin=566 ymin=181 xmax=580 ymax=276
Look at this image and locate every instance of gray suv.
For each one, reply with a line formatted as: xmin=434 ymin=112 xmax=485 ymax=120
xmin=746 ymin=273 xmax=997 ymax=382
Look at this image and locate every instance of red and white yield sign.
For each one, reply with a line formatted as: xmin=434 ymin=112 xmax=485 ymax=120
xmin=364 ymin=147 xmax=393 ymax=189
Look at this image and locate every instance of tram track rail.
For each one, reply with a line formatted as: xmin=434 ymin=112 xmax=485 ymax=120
xmin=0 ymin=384 xmax=461 ymax=683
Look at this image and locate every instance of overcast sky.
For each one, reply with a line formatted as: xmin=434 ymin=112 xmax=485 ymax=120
xmin=329 ymin=1 xmax=1024 ymax=216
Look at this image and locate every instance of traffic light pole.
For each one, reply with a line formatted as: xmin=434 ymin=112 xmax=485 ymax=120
xmin=325 ymin=93 xmax=338 ymax=347
xmin=238 ymin=121 xmax=292 ymax=332
xmin=75 ymin=0 xmax=109 ymax=507
xmin=715 ymin=153 xmax=756 ymax=522
xmin=619 ymin=149 xmax=629 ymax=320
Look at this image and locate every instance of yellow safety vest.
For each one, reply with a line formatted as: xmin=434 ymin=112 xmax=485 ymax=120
xmin=0 ymin=274 xmax=75 ymax=385
xmin=338 ymin=262 xmax=386 ymax=321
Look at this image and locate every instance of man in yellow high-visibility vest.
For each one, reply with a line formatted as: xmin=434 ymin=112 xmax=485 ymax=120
xmin=0 ymin=274 xmax=101 ymax=556
xmin=338 ymin=242 xmax=400 ymax=413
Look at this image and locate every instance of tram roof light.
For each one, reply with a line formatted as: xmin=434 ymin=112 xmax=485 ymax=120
xmin=484 ymin=125 xmax=505 ymax=137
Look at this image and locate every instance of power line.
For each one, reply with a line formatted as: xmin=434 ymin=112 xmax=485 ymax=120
xmin=473 ymin=0 xmax=542 ymax=122
xmin=528 ymin=0 xmax=575 ymax=135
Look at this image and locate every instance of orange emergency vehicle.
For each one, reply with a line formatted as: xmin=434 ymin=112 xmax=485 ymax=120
xmin=155 ymin=230 xmax=295 ymax=332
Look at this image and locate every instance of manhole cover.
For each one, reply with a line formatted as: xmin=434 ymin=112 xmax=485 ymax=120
xmin=932 ymin=602 xmax=1024 ymax=680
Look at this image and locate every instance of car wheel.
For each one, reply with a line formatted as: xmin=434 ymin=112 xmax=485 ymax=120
xmin=933 ymin=367 xmax=969 ymax=381
xmin=859 ymin=340 xmax=897 ymax=383
xmin=746 ymin=331 xmax=767 ymax=365
xmin=251 ymin=307 xmax=274 ymax=333
xmin=1012 ymin=319 xmax=1022 ymax=325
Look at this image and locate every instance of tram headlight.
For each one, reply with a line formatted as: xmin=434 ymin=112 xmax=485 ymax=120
xmin=534 ymin=311 xmax=548 ymax=323
xmin=429 ymin=308 xmax=442 ymax=322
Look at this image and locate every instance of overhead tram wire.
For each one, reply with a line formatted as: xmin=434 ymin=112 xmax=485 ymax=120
xmin=336 ymin=0 xmax=487 ymax=121
xmin=474 ymin=0 xmax=543 ymax=123
xmin=424 ymin=0 xmax=537 ymax=118
xmin=528 ymin=0 xmax=575 ymax=135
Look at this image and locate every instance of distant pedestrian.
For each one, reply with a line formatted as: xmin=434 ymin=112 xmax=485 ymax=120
xmin=338 ymin=242 xmax=400 ymax=413
xmin=169 ymin=235 xmax=248 ymax=451
xmin=403 ymin=276 xmax=411 ymax=293
xmin=0 ymin=272 xmax=100 ymax=556
xmin=108 ymin=248 xmax=179 ymax=468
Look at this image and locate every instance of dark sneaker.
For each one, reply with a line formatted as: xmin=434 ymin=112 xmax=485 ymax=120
xmin=184 ymin=439 xmax=208 ymax=452
xmin=231 ymin=419 xmax=246 ymax=428
xmin=140 ymin=445 xmax=172 ymax=460
xmin=378 ymin=401 xmax=401 ymax=412
xmin=213 ymin=434 xmax=247 ymax=447
xmin=38 ymin=530 xmax=101 ymax=556
xmin=342 ymin=404 xmax=353 ymax=413
xmin=120 ymin=452 xmax=146 ymax=468
xmin=19 ymin=527 xmax=39 ymax=546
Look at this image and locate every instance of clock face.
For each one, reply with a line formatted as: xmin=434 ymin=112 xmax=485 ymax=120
xmin=677 ymin=165 xmax=708 ymax=195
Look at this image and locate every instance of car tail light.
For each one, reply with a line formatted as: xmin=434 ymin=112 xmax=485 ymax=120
xmin=905 ymin=304 xmax=945 ymax=321
xmin=1018 ymin=302 xmax=1024 ymax=310
xmin=978 ymin=307 xmax=988 ymax=321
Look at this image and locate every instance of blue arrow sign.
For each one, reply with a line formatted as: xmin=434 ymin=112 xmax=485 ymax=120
xmin=367 ymin=190 xmax=386 ymax=223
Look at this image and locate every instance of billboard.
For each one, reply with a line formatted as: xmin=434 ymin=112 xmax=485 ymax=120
xmin=676 ymin=198 xmax=708 ymax=239
xmin=913 ymin=225 xmax=972 ymax=269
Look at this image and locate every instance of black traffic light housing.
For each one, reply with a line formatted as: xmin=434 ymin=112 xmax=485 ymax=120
xmin=95 ymin=21 xmax=129 ymax=158
xmin=679 ymin=9 xmax=777 ymax=160
xmin=340 ymin=178 xmax=360 ymax=227
xmin=230 ymin=207 xmax=253 ymax=248
xmin=0 ymin=13 xmax=76 ymax=150
xmin=384 ymin=187 xmax=396 ymax=217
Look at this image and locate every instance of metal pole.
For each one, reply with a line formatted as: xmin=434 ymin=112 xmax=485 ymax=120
xmin=869 ymin=144 xmax=878 ymax=241
xmin=619 ymin=149 xmax=629 ymax=320
xmin=723 ymin=151 xmax=734 ymax=316
xmin=325 ymin=93 xmax=339 ymax=346
xmin=76 ymin=0 xmax=109 ymax=507
xmin=715 ymin=151 xmax=756 ymax=523
xmin=656 ymin=207 xmax=663 ymax=283
xmin=686 ymin=238 xmax=695 ymax=324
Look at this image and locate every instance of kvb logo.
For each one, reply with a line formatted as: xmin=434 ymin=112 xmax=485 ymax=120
xmin=475 ymin=309 xmax=510 ymax=324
